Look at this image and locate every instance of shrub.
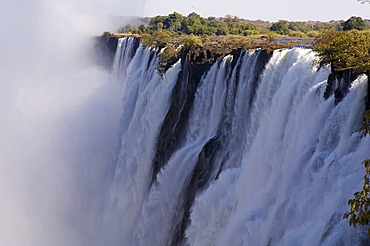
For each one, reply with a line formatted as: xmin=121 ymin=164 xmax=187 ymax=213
xmin=289 ymin=31 xmax=307 ymax=38
xmin=201 ymin=34 xmax=211 ymax=44
xmin=243 ymin=30 xmax=260 ymax=36
xmin=141 ymin=31 xmax=173 ymax=49
xmin=306 ymin=31 xmax=320 ymax=38
xmin=231 ymin=37 xmax=256 ymax=47
xmin=181 ymin=34 xmax=202 ymax=49
xmin=267 ymin=32 xmax=279 ymax=42
xmin=156 ymin=45 xmax=180 ymax=75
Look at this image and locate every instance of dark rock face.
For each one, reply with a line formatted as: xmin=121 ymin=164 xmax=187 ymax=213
xmin=93 ymin=33 xmax=120 ymax=70
xmin=151 ymin=47 xmax=243 ymax=185
xmin=94 ymin=34 xmax=141 ymax=71
xmin=324 ymin=68 xmax=358 ymax=105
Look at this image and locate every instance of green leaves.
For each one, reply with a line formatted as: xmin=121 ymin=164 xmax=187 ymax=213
xmin=141 ymin=31 xmax=172 ymax=49
xmin=315 ymin=30 xmax=370 ymax=75
xmin=341 ymin=16 xmax=368 ymax=31
xmin=156 ymin=45 xmax=180 ymax=75
xmin=180 ymin=34 xmax=202 ymax=49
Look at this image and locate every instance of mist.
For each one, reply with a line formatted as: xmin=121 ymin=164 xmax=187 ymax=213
xmin=0 ymin=0 xmax=143 ymax=245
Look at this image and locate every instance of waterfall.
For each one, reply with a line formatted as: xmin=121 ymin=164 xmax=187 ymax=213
xmin=105 ymin=38 xmax=370 ymax=246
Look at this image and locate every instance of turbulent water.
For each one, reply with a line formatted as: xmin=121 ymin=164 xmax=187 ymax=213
xmin=103 ymin=37 xmax=370 ymax=246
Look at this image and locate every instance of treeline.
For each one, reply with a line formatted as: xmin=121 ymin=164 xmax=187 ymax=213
xmin=118 ymin=12 xmax=369 ymax=38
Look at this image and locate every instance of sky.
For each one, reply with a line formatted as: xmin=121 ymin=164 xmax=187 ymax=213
xmin=141 ymin=0 xmax=370 ymax=22
xmin=18 ymin=0 xmax=368 ymax=22
xmin=45 ymin=0 xmax=370 ymax=23
xmin=144 ymin=0 xmax=370 ymax=21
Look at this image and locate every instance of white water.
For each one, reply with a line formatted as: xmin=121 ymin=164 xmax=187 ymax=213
xmin=108 ymin=40 xmax=370 ymax=245
xmin=186 ymin=49 xmax=369 ymax=246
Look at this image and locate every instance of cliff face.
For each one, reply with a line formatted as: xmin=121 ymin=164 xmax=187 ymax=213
xmin=94 ymin=33 xmax=121 ymax=70
xmin=324 ymin=68 xmax=359 ymax=105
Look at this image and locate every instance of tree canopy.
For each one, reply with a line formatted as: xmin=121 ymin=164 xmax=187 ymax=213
xmin=315 ymin=30 xmax=370 ymax=75
xmin=117 ymin=13 xmax=370 ymax=38
xmin=341 ymin=16 xmax=368 ymax=31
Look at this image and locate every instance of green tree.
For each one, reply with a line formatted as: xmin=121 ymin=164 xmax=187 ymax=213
xmin=210 ymin=20 xmax=229 ymax=35
xmin=117 ymin=24 xmax=141 ymax=34
xmin=138 ymin=24 xmax=146 ymax=33
xmin=201 ymin=34 xmax=211 ymax=44
xmin=341 ymin=16 xmax=368 ymax=31
xmin=181 ymin=34 xmax=201 ymax=49
xmin=288 ymin=21 xmax=311 ymax=32
xmin=157 ymin=45 xmax=180 ymax=75
xmin=241 ymin=23 xmax=258 ymax=31
xmin=243 ymin=30 xmax=260 ymax=36
xmin=267 ymin=32 xmax=279 ymax=42
xmin=149 ymin=15 xmax=167 ymax=31
xmin=270 ymin=20 xmax=290 ymax=35
xmin=163 ymin=12 xmax=184 ymax=32
xmin=141 ymin=30 xmax=172 ymax=48
xmin=315 ymin=30 xmax=370 ymax=74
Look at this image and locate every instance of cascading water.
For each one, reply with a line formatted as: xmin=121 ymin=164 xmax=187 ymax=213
xmin=105 ymin=38 xmax=370 ymax=246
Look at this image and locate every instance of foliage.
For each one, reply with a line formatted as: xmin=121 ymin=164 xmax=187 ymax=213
xmin=156 ymin=45 xmax=180 ymax=75
xmin=289 ymin=21 xmax=310 ymax=32
xmin=118 ymin=24 xmax=142 ymax=34
xmin=270 ymin=20 xmax=290 ymax=35
xmin=117 ymin=12 xmax=354 ymax=38
xmin=181 ymin=34 xmax=202 ymax=49
xmin=289 ymin=31 xmax=307 ymax=38
xmin=101 ymin=31 xmax=114 ymax=38
xmin=141 ymin=30 xmax=172 ymax=48
xmin=231 ymin=37 xmax=257 ymax=47
xmin=341 ymin=16 xmax=368 ymax=31
xmin=201 ymin=34 xmax=211 ymax=44
xmin=267 ymin=32 xmax=279 ymax=42
xmin=314 ymin=30 xmax=370 ymax=74
xmin=118 ymin=12 xmax=367 ymax=37
xmin=343 ymin=110 xmax=370 ymax=237
xmin=243 ymin=30 xmax=259 ymax=36
xmin=306 ymin=31 xmax=320 ymax=38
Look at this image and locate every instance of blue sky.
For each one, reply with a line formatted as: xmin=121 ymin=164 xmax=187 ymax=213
xmin=141 ymin=0 xmax=370 ymax=21
xmin=28 ymin=0 xmax=370 ymax=22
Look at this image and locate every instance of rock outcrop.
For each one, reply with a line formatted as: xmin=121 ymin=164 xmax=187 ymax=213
xmin=324 ymin=68 xmax=358 ymax=105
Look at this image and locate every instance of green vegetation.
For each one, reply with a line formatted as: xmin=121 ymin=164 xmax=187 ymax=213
xmin=156 ymin=45 xmax=180 ymax=75
xmin=118 ymin=12 xmax=370 ymax=38
xmin=140 ymin=30 xmax=172 ymax=49
xmin=341 ymin=16 xmax=368 ymax=31
xmin=315 ymin=30 xmax=370 ymax=75
xmin=343 ymin=110 xmax=370 ymax=236
xmin=180 ymin=34 xmax=202 ymax=49
xmin=270 ymin=20 xmax=290 ymax=35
